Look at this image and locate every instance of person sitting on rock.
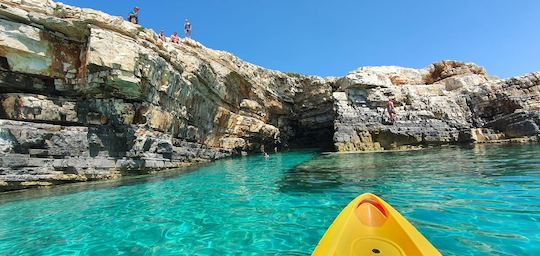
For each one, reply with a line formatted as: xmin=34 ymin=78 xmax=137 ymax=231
xmin=158 ymin=30 xmax=166 ymax=41
xmin=387 ymin=99 xmax=397 ymax=124
xmin=127 ymin=7 xmax=139 ymax=24
xmin=184 ymin=19 xmax=192 ymax=38
xmin=170 ymin=32 xmax=180 ymax=43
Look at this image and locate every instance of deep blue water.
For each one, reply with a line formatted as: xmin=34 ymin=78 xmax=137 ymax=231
xmin=0 ymin=144 xmax=539 ymax=255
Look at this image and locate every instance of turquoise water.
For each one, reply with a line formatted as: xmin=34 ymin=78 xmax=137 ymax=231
xmin=0 ymin=144 xmax=539 ymax=255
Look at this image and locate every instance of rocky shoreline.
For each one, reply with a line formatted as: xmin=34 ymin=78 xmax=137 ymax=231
xmin=1 ymin=0 xmax=538 ymax=191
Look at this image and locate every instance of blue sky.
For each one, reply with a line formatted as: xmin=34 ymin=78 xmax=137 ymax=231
xmin=60 ymin=0 xmax=540 ymax=78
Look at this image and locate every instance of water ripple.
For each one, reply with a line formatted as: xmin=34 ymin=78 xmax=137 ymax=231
xmin=0 ymin=145 xmax=539 ymax=255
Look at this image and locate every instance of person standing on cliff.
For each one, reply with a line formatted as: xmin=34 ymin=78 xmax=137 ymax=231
xmin=184 ymin=19 xmax=192 ymax=38
xmin=127 ymin=7 xmax=139 ymax=24
xmin=387 ymin=99 xmax=396 ymax=124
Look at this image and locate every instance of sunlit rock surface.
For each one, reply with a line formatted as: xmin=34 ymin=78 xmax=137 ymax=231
xmin=333 ymin=62 xmax=539 ymax=151
xmin=0 ymin=0 xmax=538 ymax=191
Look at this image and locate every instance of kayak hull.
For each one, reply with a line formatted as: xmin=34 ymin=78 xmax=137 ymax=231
xmin=312 ymin=193 xmax=441 ymax=256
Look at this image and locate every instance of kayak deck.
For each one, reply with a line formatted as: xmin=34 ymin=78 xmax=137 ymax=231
xmin=312 ymin=193 xmax=441 ymax=256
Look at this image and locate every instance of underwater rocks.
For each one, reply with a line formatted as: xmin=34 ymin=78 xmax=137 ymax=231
xmin=0 ymin=1 xmax=539 ymax=191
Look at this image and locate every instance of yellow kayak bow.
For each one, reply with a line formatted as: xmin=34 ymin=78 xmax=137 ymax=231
xmin=313 ymin=193 xmax=441 ymax=256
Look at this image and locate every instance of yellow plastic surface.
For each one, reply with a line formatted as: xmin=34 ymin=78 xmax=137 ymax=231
xmin=312 ymin=193 xmax=441 ymax=256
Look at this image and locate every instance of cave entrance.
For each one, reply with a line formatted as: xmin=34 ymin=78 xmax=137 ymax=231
xmin=289 ymin=122 xmax=335 ymax=151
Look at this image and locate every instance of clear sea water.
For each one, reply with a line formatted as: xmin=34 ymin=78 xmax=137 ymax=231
xmin=0 ymin=144 xmax=539 ymax=255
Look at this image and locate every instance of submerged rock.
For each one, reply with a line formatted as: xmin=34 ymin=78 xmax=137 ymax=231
xmin=0 ymin=1 xmax=538 ymax=191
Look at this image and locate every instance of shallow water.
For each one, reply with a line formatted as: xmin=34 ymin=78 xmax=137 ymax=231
xmin=0 ymin=144 xmax=539 ymax=255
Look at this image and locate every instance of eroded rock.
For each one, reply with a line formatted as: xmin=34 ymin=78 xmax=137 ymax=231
xmin=333 ymin=64 xmax=539 ymax=151
xmin=0 ymin=0 xmax=538 ymax=191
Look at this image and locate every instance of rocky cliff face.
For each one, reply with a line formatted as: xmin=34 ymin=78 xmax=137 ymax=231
xmin=0 ymin=0 xmax=538 ymax=191
xmin=333 ymin=62 xmax=540 ymax=151
xmin=0 ymin=0 xmax=324 ymax=191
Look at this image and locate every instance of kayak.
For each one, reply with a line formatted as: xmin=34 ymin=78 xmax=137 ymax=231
xmin=312 ymin=193 xmax=441 ymax=256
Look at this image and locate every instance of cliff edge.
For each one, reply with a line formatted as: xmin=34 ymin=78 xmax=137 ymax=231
xmin=0 ymin=0 xmax=538 ymax=191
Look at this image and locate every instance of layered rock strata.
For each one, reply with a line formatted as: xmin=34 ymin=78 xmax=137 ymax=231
xmin=333 ymin=62 xmax=540 ymax=151
xmin=0 ymin=0 xmax=322 ymax=190
xmin=0 ymin=0 xmax=538 ymax=191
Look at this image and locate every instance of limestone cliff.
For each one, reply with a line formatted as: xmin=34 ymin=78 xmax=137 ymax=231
xmin=333 ymin=62 xmax=540 ymax=151
xmin=0 ymin=0 xmax=334 ymax=191
xmin=0 ymin=0 xmax=538 ymax=191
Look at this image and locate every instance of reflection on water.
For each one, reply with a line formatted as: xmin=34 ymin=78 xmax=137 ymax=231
xmin=280 ymin=144 xmax=540 ymax=255
xmin=0 ymin=145 xmax=538 ymax=255
xmin=278 ymin=149 xmax=406 ymax=193
xmin=281 ymin=145 xmax=540 ymax=193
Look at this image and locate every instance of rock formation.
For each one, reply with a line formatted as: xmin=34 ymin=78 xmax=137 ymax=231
xmin=333 ymin=62 xmax=540 ymax=151
xmin=0 ymin=0 xmax=538 ymax=191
